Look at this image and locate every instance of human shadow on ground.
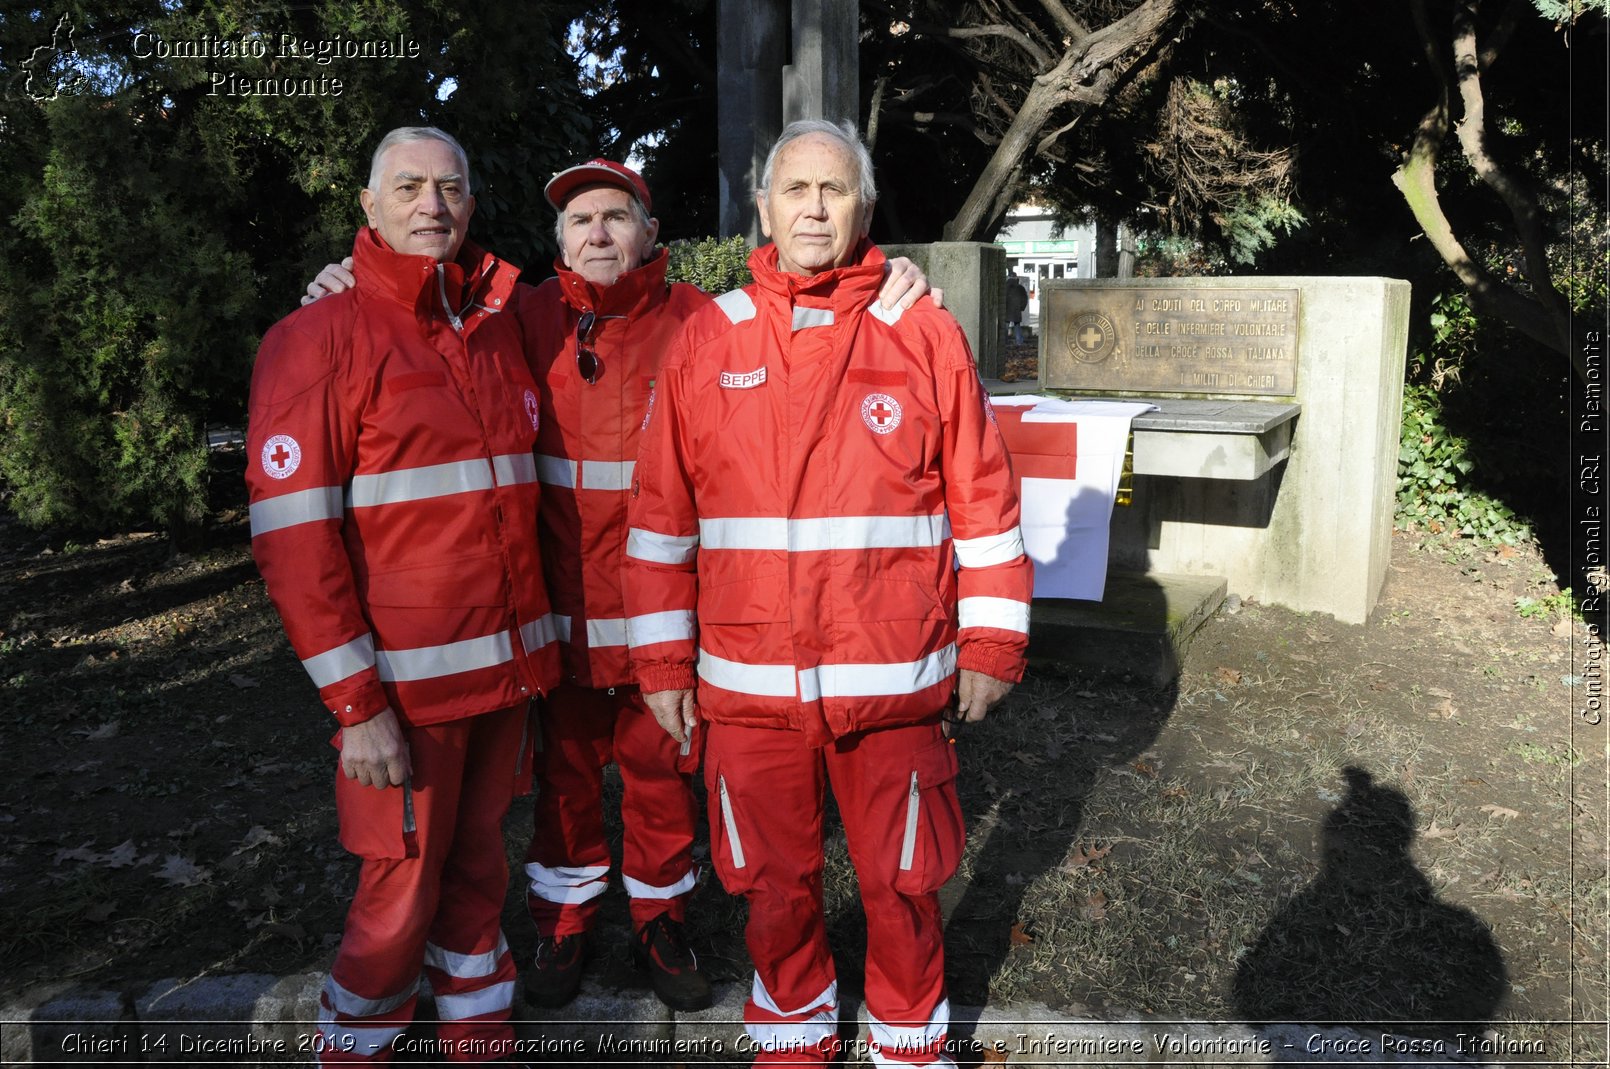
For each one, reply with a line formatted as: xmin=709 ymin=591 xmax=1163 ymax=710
xmin=1233 ymin=765 xmax=1508 ymax=1047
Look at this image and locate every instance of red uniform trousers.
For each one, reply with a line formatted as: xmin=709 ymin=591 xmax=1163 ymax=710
xmin=318 ymin=704 xmax=528 ymax=1065
xmin=704 ymin=719 xmax=963 ymax=1068
xmin=523 ymin=684 xmax=699 ymax=935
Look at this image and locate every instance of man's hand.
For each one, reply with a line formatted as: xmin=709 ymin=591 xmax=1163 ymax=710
xmin=338 ymin=706 xmax=411 ymax=788
xmin=880 ymin=257 xmax=945 ymax=311
xmin=643 ymin=688 xmax=697 ymax=744
xmin=301 ymin=256 xmax=357 ymax=306
xmin=946 ymin=669 xmax=1013 ymax=735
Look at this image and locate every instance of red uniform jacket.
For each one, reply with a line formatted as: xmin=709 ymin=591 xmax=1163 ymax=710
xmin=625 ymin=242 xmax=1032 ymax=745
xmin=246 ymin=228 xmax=561 ymax=728
xmin=516 ymin=250 xmax=712 ymax=688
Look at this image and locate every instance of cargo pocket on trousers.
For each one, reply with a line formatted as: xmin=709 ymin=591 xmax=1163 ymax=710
xmin=893 ymin=736 xmax=964 ymax=895
xmin=704 ymin=760 xmax=757 ymax=894
xmin=334 ymin=763 xmax=419 ymax=860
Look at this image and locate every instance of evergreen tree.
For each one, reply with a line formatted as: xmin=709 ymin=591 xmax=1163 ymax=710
xmin=0 ymin=1 xmax=586 ymax=534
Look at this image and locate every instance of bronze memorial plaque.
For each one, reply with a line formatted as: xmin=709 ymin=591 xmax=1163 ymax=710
xmin=1041 ymin=286 xmax=1300 ymax=396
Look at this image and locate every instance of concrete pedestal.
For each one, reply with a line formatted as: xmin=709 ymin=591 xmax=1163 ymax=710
xmin=881 ymin=241 xmax=1005 ymax=378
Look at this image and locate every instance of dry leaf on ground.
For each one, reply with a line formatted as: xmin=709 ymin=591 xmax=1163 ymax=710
xmin=156 ymin=854 xmax=211 ymax=887
xmin=1009 ymin=922 xmax=1035 ymax=945
xmin=1480 ymin=804 xmax=1520 ymax=821
xmin=1062 ymin=842 xmax=1114 ymax=870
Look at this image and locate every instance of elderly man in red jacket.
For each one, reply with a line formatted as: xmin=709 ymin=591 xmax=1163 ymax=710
xmin=626 ymin=120 xmax=1032 ymax=1068
xmin=302 ymin=156 xmax=937 ymax=1016
xmin=249 ymin=126 xmax=561 ymax=1064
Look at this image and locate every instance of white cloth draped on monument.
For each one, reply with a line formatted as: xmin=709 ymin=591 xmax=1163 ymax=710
xmin=989 ymin=396 xmax=1158 ymax=601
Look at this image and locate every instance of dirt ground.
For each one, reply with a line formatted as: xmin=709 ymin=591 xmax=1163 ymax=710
xmin=0 ymin=497 xmax=1604 ymax=1063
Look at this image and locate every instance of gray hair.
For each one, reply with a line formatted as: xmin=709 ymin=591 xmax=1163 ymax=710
xmin=367 ymin=127 xmax=472 ymax=192
xmin=551 ymin=187 xmax=654 ymax=250
xmin=756 ymin=119 xmax=877 ymax=204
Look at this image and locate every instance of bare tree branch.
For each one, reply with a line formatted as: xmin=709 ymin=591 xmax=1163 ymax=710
xmin=1035 ymin=0 xmax=1092 ymax=41
xmin=1449 ymin=0 xmax=1572 ymax=349
xmin=944 ymin=24 xmax=1056 ymax=68
xmin=1391 ymin=0 xmax=1583 ymax=380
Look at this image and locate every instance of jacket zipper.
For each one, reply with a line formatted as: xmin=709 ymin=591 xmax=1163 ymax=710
xmin=718 ymin=775 xmax=746 ymax=869
xmin=436 ymin=264 xmax=464 ymax=333
xmin=899 ymin=770 xmax=920 ymax=871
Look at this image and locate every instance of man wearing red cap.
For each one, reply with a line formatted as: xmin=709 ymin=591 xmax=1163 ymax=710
xmin=516 ymin=158 xmax=937 ymax=1011
xmin=304 ymin=156 xmax=935 ymax=1014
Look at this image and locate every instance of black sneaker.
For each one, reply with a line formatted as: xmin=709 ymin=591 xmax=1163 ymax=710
xmin=632 ymin=913 xmax=713 ymax=1011
xmin=525 ymin=931 xmax=589 ymax=1009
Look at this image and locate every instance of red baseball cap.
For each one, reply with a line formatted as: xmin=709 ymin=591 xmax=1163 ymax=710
xmin=544 ymin=158 xmax=652 ymax=214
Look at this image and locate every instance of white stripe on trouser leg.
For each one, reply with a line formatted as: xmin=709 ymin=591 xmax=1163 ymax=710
xmin=525 ymin=861 xmax=610 ymax=904
xmin=424 ymin=933 xmax=509 ymax=979
xmin=868 ymin=1000 xmax=955 ymax=1068
xmin=434 ymin=980 xmax=515 ymax=1021
xmin=748 ymin=974 xmax=839 ymax=1050
xmin=621 ymin=868 xmax=698 ymax=900
xmin=323 ymin=974 xmax=416 ymax=1018
xmin=318 ymin=975 xmax=413 ymax=1058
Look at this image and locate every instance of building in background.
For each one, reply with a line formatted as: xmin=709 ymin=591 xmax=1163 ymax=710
xmin=994 ymin=204 xmax=1096 ymax=331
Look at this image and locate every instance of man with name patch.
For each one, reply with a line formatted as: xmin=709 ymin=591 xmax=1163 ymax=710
xmin=247 ymin=126 xmax=560 ymax=1064
xmin=626 ymin=119 xmax=1032 ymax=1068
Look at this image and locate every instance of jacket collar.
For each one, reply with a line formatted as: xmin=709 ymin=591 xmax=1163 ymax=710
xmin=551 ymin=247 xmax=671 ymax=319
xmin=747 ymin=239 xmax=885 ymax=312
xmin=350 ymin=227 xmax=520 ymax=326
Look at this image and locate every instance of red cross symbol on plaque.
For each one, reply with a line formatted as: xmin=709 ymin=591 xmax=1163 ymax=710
xmin=869 ymin=401 xmax=896 ymax=426
xmin=1079 ymin=325 xmax=1105 ymax=350
xmin=269 ymin=443 xmax=293 ymax=470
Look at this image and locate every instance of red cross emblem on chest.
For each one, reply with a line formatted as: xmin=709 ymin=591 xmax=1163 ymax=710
xmin=861 ymin=393 xmax=902 ymax=435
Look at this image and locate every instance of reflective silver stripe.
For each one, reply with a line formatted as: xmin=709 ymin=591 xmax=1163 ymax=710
xmin=249 ymin=486 xmax=343 ymax=536
xmin=434 ymin=981 xmax=514 ymax=1021
xmin=519 ymin=614 xmax=561 ymax=653
xmin=585 ymin=617 xmax=628 ymax=648
xmin=698 ymin=649 xmax=797 ymax=697
xmin=317 ymin=1017 xmax=406 ymax=1057
xmin=322 ymin=974 xmax=415 ymax=1018
xmin=751 ymin=974 xmax=838 ymax=1020
xmin=700 ymin=516 xmax=788 ymax=550
xmin=376 ymin=631 xmax=511 ymax=683
xmin=626 ymin=609 xmax=697 ymax=648
xmin=715 ymin=288 xmax=757 ymax=324
xmin=867 ymin=1001 xmax=951 ymax=1059
xmin=797 ymin=645 xmax=957 ymax=702
xmin=788 ymin=513 xmax=949 ymax=551
xmin=953 ymin=526 xmax=1026 ymax=568
xmin=424 ymin=933 xmax=508 ymax=979
xmin=525 ymin=861 xmax=610 ymax=905
xmin=535 ymin=454 xmax=578 ymax=488
xmin=899 ymin=771 xmax=920 ymax=871
xmin=957 ymin=596 xmax=1031 ymax=633
xmin=550 ymin=615 xmax=573 ymax=643
xmin=718 ymin=776 xmax=746 ymax=869
xmin=793 ymin=306 xmax=835 ymax=330
xmin=492 ymin=452 xmax=536 ymax=486
xmin=865 ymin=298 xmax=905 ymax=327
xmin=622 ymin=867 xmax=699 ymax=899
xmin=583 ymin=459 xmax=635 ymax=491
xmin=627 ymin=528 xmax=700 ymax=564
xmin=302 ymin=634 xmax=375 ymax=689
xmin=698 ymin=513 xmax=949 ymax=552
xmin=348 ymin=458 xmax=492 ymax=507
